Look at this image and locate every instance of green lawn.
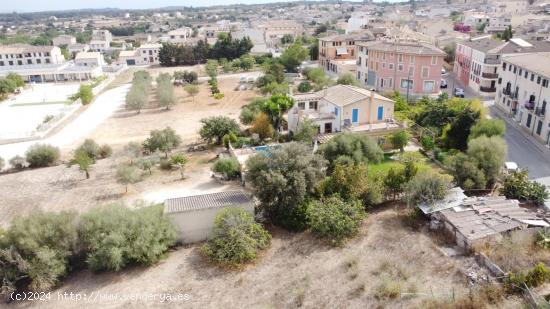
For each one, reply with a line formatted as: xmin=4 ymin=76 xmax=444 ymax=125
xmin=368 ymin=151 xmax=435 ymax=179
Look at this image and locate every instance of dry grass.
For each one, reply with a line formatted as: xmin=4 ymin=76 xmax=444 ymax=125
xmin=475 ymin=230 xmax=550 ymax=273
xmin=88 ymin=76 xmax=258 ymax=147
xmin=9 ymin=208 xmax=525 ymax=309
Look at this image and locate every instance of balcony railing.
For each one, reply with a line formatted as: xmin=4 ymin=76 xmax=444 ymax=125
xmin=536 ymin=107 xmax=546 ymax=118
xmin=484 ymin=58 xmax=500 ymax=65
xmin=480 ymin=86 xmax=496 ymax=93
xmin=481 ymin=72 xmax=498 ymax=79
xmin=525 ymin=101 xmax=535 ymax=110
xmin=503 ymin=88 xmax=511 ymax=95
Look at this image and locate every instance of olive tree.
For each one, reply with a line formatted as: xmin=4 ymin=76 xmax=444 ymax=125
xmin=143 ymin=127 xmax=182 ymax=157
xmin=199 ymin=116 xmax=240 ymax=144
xmin=404 ymin=171 xmax=452 ymax=207
xmin=246 ymin=142 xmax=326 ymax=230
xmin=25 ymin=144 xmax=60 ymax=168
xmin=320 ymin=133 xmax=383 ymax=170
xmin=116 ymin=165 xmax=143 ymax=193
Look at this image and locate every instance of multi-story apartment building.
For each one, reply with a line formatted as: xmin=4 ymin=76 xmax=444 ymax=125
xmin=355 ymin=40 xmax=445 ymax=96
xmin=0 ymin=44 xmax=64 ymax=67
xmin=52 ymin=35 xmax=76 ymax=47
xmin=495 ymin=53 xmax=550 ymax=145
xmin=0 ymin=44 xmax=100 ymax=83
xmin=318 ymin=34 xmax=370 ymax=77
xmin=454 ymin=36 xmax=550 ymax=97
xmin=89 ymin=40 xmax=110 ymax=52
xmin=119 ymin=43 xmax=161 ymax=66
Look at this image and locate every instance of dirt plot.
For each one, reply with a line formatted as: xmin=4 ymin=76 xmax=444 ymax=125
xmin=0 ymin=149 xmax=238 ymax=228
xmin=10 ymin=208 xmax=522 ymax=309
xmin=88 ymin=76 xmax=256 ymax=147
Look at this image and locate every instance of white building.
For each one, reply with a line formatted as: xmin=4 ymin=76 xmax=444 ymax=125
xmin=52 ymin=35 xmax=76 ymax=47
xmin=164 ymin=191 xmax=254 ymax=244
xmin=495 ymin=52 xmax=550 ymax=145
xmin=67 ymin=43 xmax=89 ymax=57
xmin=118 ymin=43 xmax=161 ymax=66
xmin=89 ymin=40 xmax=110 ymax=52
xmin=0 ymin=44 xmax=64 ymax=67
xmin=75 ymin=51 xmax=105 ymax=67
xmin=92 ymin=29 xmax=113 ymax=43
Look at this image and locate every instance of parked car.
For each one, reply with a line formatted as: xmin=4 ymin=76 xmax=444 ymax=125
xmin=441 ymin=68 xmax=447 ymax=75
xmin=504 ymin=162 xmax=519 ymax=175
xmin=247 ymin=76 xmax=256 ymax=83
xmin=239 ymin=76 xmax=247 ymax=83
xmin=454 ymin=87 xmax=465 ymax=98
xmin=441 ymin=79 xmax=447 ymax=89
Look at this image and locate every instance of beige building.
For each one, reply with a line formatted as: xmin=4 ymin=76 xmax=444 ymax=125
xmin=318 ymin=34 xmax=371 ymax=76
xmin=288 ymin=84 xmax=395 ymax=134
xmin=52 ymin=35 xmax=76 ymax=47
xmin=164 ymin=191 xmax=254 ymax=244
xmin=118 ymin=43 xmax=161 ymax=66
xmin=254 ymin=20 xmax=304 ymax=48
xmin=164 ymin=27 xmax=192 ymax=43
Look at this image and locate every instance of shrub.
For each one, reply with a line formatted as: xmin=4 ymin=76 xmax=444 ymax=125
xmin=317 ymin=163 xmax=382 ymax=207
xmin=297 ymin=81 xmax=311 ymax=93
xmin=320 ymin=133 xmax=383 ymax=170
xmin=469 ymin=119 xmax=505 ymax=139
xmin=306 ymin=195 xmax=365 ymax=246
xmin=501 ymin=170 xmax=549 ymax=206
xmin=404 ymin=171 xmax=452 ymax=207
xmin=25 ymin=144 xmax=60 ymax=168
xmin=420 ymin=135 xmax=434 ymax=151
xmin=250 ymin=112 xmax=274 ymax=140
xmin=79 ymin=204 xmax=177 ymax=271
xmin=212 ymin=156 xmax=241 ymax=180
xmin=222 ymin=132 xmax=238 ymax=148
xmin=77 ymin=139 xmax=100 ymax=159
xmin=0 ymin=211 xmax=78 ymax=293
xmin=9 ymin=155 xmax=26 ymax=170
xmin=201 ymin=207 xmax=271 ymax=266
xmin=99 ymin=144 xmax=113 ymax=159
xmin=389 ymin=130 xmax=410 ymax=152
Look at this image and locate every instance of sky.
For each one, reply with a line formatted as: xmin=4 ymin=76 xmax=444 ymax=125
xmin=1 ymin=0 xmax=309 ymax=13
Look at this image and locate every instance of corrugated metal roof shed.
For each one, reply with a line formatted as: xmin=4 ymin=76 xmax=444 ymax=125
xmin=164 ymin=191 xmax=251 ymax=214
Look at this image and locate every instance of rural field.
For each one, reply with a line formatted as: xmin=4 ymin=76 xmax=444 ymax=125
xmin=11 ymin=207 xmax=523 ymax=309
xmin=88 ymin=74 xmax=257 ymax=146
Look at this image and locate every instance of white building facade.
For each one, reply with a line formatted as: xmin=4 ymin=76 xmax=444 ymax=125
xmin=496 ymin=53 xmax=550 ymax=145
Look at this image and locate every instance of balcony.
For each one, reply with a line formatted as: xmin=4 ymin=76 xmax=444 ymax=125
xmin=535 ymin=107 xmax=546 ymax=118
xmin=480 ymin=86 xmax=496 ymax=93
xmin=481 ymin=72 xmax=498 ymax=79
xmin=525 ymin=101 xmax=535 ymax=110
xmin=503 ymin=88 xmax=511 ymax=95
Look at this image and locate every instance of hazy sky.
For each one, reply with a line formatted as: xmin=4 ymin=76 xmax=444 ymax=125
xmin=1 ymin=0 xmax=290 ymax=13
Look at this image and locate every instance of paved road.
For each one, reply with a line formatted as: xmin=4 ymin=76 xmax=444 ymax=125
xmin=489 ymin=105 xmax=550 ymax=179
xmin=0 ymin=84 xmax=130 ymax=167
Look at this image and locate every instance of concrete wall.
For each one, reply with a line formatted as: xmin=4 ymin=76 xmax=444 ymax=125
xmin=168 ymin=203 xmax=254 ymax=244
